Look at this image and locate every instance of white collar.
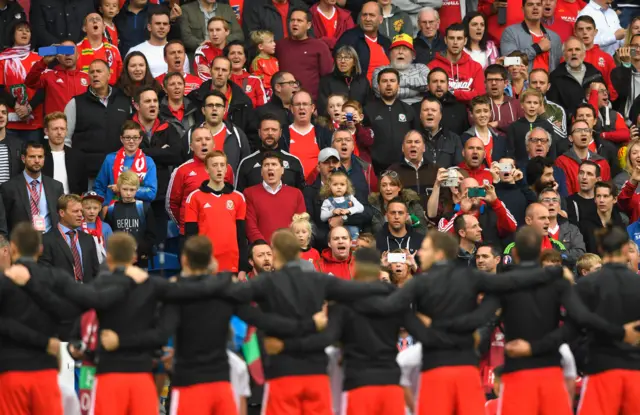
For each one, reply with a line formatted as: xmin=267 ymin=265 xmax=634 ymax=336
xmin=262 ymin=181 xmax=283 ymax=194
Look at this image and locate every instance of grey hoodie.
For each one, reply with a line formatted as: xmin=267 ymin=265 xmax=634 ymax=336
xmin=391 ymin=0 xmax=444 ymax=33
xmin=380 ymin=5 xmax=414 ymax=39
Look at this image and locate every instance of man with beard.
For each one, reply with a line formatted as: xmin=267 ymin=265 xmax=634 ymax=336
xmin=427 ymin=23 xmax=485 ymax=104
xmin=566 ymin=160 xmax=600 ymax=226
xmin=365 ymin=68 xmax=419 ymax=173
xmin=188 ymin=56 xmax=255 ymax=137
xmin=1 ymin=142 xmax=62 ymax=234
xmin=420 ymin=67 xmax=469 ymax=136
xmin=76 ymin=13 xmax=123 ymax=86
xmin=458 ymin=137 xmax=493 ymax=185
xmin=517 ymin=131 xmax=569 ymax=198
xmin=372 ymin=34 xmax=429 ymax=105
xmin=555 ymin=120 xmax=611 ymax=195
xmin=156 ymin=40 xmax=203 ymax=95
xmin=484 ymin=65 xmax=524 ymax=135
xmin=437 ymin=177 xmax=517 ymax=248
xmin=276 ymin=9 xmax=334 ymax=101
xmin=375 ymin=199 xmax=424 ymax=256
xmin=547 ymin=37 xmax=605 ymax=120
xmin=248 ymin=240 xmax=273 ymax=278
xmin=539 ymin=188 xmax=586 ymax=267
xmin=166 ymin=127 xmax=234 ymax=239
xmin=235 ymin=114 xmax=305 ymax=192
xmin=316 ymin=226 xmax=357 ymax=279
xmin=503 ymin=203 xmax=567 ymax=266
xmin=42 ymin=112 xmax=86 ymax=195
xmin=454 ymin=214 xmax=482 ymax=267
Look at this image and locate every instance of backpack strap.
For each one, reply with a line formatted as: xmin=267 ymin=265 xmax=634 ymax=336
xmin=135 ymin=200 xmax=147 ymax=229
xmin=107 ymin=203 xmax=115 ymax=219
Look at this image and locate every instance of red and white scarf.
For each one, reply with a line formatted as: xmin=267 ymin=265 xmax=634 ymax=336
xmin=81 ymin=219 xmax=106 ymax=263
xmin=0 ymin=45 xmax=31 ymax=80
xmin=112 ymin=147 xmax=147 ymax=184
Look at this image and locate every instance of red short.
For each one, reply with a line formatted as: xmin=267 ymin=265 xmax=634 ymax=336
xmin=169 ymin=381 xmax=237 ymax=415
xmin=0 ymin=369 xmax=62 ymax=415
xmin=340 ymin=385 xmax=404 ymax=415
xmin=577 ymin=369 xmax=640 ymax=415
xmin=91 ymin=372 xmax=158 ymax=415
xmin=262 ymin=374 xmax=332 ymax=415
xmin=416 ymin=365 xmax=485 ymax=415
xmin=499 ymin=367 xmax=572 ymax=415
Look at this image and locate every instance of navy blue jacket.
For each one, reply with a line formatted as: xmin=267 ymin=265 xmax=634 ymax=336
xmin=335 ymin=27 xmax=391 ymax=79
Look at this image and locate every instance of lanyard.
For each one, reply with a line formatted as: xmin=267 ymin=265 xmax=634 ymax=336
xmin=25 ymin=178 xmax=42 ymax=201
xmin=58 ymin=224 xmax=79 ymax=248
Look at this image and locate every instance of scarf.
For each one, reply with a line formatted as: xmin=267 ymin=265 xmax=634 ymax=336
xmin=0 ymin=45 xmax=31 ymax=83
xmin=81 ymin=219 xmax=106 ymax=263
xmin=112 ymin=148 xmax=147 ymax=184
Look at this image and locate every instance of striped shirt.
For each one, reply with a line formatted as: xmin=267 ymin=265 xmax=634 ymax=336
xmin=0 ymin=144 xmax=10 ymax=184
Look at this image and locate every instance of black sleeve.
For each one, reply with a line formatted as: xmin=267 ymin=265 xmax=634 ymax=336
xmin=222 ymin=275 xmax=268 ymax=303
xmin=117 ymin=303 xmax=180 ymax=351
xmin=0 ymin=86 xmax=16 ymax=107
xmin=21 ymin=276 xmax=84 ymax=320
xmin=29 ymin=89 xmax=45 ymax=109
xmin=476 ymin=267 xmax=561 ymax=293
xmin=236 ymin=220 xmax=250 ymax=272
xmin=184 ymin=222 xmax=199 ymax=237
xmin=0 ymin=317 xmax=51 ymax=350
xmin=140 ymin=129 xmax=183 ymax=166
xmin=0 ymin=193 xmax=7 ymax=238
xmin=89 ymin=240 xmax=100 ymax=281
xmin=431 ymin=295 xmax=501 ymax=333
xmin=294 ymin=162 xmax=306 ymax=191
xmin=402 ymin=311 xmax=468 ymax=349
xmin=346 ymin=278 xmax=419 ymax=316
xmin=234 ymin=303 xmax=317 ymax=337
xmin=154 ymin=273 xmax=233 ymax=302
xmin=141 ymin=205 xmax=157 ymax=254
xmin=38 ymin=238 xmax=54 ymax=267
xmin=529 ymin=322 xmax=581 ymax=356
xmin=324 ymin=276 xmax=395 ymax=303
xmin=283 ymin=304 xmax=344 ymax=352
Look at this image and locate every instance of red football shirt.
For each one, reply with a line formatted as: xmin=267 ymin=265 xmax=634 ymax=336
xmin=289 ymin=125 xmax=320 ymax=180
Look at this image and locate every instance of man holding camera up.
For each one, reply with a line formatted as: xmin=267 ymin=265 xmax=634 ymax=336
xmin=435 ymin=175 xmax=518 ymax=248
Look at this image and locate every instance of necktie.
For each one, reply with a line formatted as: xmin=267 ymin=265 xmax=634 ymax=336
xmin=66 ymin=230 xmax=84 ymax=282
xmin=29 ymin=180 xmax=40 ymax=218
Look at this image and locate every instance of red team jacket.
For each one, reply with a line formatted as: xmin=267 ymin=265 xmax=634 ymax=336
xmin=0 ymin=51 xmax=44 ymax=130
xmin=555 ymin=150 xmax=611 ymax=195
xmin=428 ymin=52 xmax=486 ymax=104
xmin=315 ymin=248 xmax=356 ymax=280
xmin=166 ymin=157 xmax=235 ymax=234
xmin=230 ymin=70 xmax=267 ymax=108
xmin=194 ymin=42 xmax=223 ymax=81
xmin=155 ymin=72 xmax=203 ymax=95
xmin=24 ymin=58 xmax=90 ymax=114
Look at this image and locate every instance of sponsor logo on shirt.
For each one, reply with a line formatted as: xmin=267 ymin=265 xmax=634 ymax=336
xmin=283 ymin=161 xmax=289 ymax=169
xmin=449 ymin=77 xmax=474 ymax=91
xmin=598 ymin=57 xmax=605 ymax=68
xmin=80 ymin=78 xmax=88 ymax=86
xmin=226 ymin=200 xmax=235 ymax=210
xmin=56 ymin=78 xmax=65 ymax=84
xmin=398 ymin=114 xmax=407 ymax=122
xmin=375 ymin=115 xmax=383 ymax=121
xmin=204 ymin=203 xmax=211 ymax=208
xmin=189 ymin=171 xmax=197 ymax=176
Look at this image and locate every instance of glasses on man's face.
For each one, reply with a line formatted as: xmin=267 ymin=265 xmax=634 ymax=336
xmin=381 ymin=170 xmax=399 ymax=178
xmin=278 ymin=80 xmax=300 ymax=87
xmin=205 ymin=103 xmax=225 ymax=109
xmin=571 ymin=128 xmax=592 ymax=134
xmin=336 ymin=55 xmax=354 ymax=62
xmin=292 ymin=102 xmax=312 ymax=108
xmin=528 ymin=138 xmax=549 ymax=144
xmin=541 ymin=197 xmax=560 ymax=203
xmin=122 ymin=136 xmax=141 ymax=141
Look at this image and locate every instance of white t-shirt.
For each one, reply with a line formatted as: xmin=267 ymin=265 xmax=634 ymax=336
xmin=51 ymin=151 xmax=69 ymax=194
xmin=127 ymin=41 xmax=191 ymax=78
xmin=227 ymin=350 xmax=251 ymax=411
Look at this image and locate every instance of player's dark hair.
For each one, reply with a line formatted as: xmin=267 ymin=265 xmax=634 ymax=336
xmin=133 ymin=86 xmax=158 ymax=104
xmin=261 ymin=152 xmax=283 ymax=166
xmin=594 ymin=181 xmax=618 ymax=198
xmin=203 ymin=90 xmax=227 ymax=107
xmin=453 ymin=214 xmax=468 ymax=240
xmin=107 ymin=233 xmax=138 ymax=264
xmin=354 ymin=247 xmax=382 ymax=281
xmin=477 ymin=242 xmax=501 ymax=258
xmin=484 ymin=64 xmax=508 ymax=80
xmin=526 ymin=156 xmax=554 ymax=188
xmin=183 ymin=236 xmax=213 ymax=270
xmin=596 ymin=225 xmax=629 ymax=255
xmin=22 ymin=141 xmax=44 ymax=156
xmin=10 ymin=222 xmax=42 ymax=257
xmin=514 ymin=226 xmax=542 ymax=262
xmin=377 ymin=67 xmax=400 ymax=85
xmin=445 ymin=23 xmax=465 ymax=37
xmin=580 ymin=160 xmax=601 ymax=178
xmin=271 ymin=229 xmax=301 ymax=263
xmin=427 ymin=230 xmax=458 ymax=260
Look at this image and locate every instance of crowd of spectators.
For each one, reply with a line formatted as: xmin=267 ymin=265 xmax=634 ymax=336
xmin=2 ymin=0 xmax=640 ymax=412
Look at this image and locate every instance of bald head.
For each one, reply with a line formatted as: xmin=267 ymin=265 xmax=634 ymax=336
xmin=525 ymin=203 xmax=550 ymax=237
xmin=463 ymin=137 xmax=485 ymax=169
xmin=360 ymin=2 xmax=383 ymax=35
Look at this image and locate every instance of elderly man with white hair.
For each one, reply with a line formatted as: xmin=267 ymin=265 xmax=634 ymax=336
xmin=413 ymin=7 xmax=446 ymax=64
xmin=372 ymin=34 xmax=430 ymax=104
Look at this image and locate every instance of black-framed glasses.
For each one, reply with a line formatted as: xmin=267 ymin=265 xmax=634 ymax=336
xmin=122 ymin=136 xmax=141 ymax=141
xmin=571 ymin=128 xmax=592 ymax=134
xmin=278 ymin=80 xmax=300 ymax=87
xmin=528 ymin=138 xmax=550 ymax=144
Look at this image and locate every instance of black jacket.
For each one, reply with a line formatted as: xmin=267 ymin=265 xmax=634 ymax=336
xmin=0 ymin=131 xmax=24 ymax=179
xmin=364 ymin=98 xmax=420 ymax=172
xmin=335 ymin=27 xmax=391 ymax=78
xmin=0 ymin=172 xmax=63 ymax=234
xmin=317 ymin=70 xmax=373 ymax=117
xmin=494 ymin=179 xmax=538 ymax=227
xmin=40 ymin=228 xmax=100 ymax=284
xmin=225 ymin=264 xmax=393 ymax=379
xmin=43 ymin=144 xmax=86 ymax=196
xmin=507 ymin=116 xmax=566 ymax=161
xmin=22 ymin=269 xmax=233 ymax=374
xmin=243 ymin=0 xmax=310 ymax=42
xmin=579 ymin=207 xmax=626 ymax=254
xmin=0 ymin=2 xmax=27 ymax=50
xmin=350 ymin=262 xmax=564 ymax=371
xmin=386 ymin=158 xmax=439 ymax=206
xmin=136 ymin=117 xmax=183 ymax=199
xmin=413 ymin=33 xmax=446 ymax=65
xmin=235 ymin=147 xmax=305 ymax=192
xmin=71 ymin=87 xmax=132 ymax=177
xmin=159 ymin=95 xmax=199 ymax=139
xmin=304 ymin=174 xmax=373 ymax=251
xmin=374 ymin=225 xmax=424 ymax=255
xmin=188 ymin=80 xmax=255 ymax=140
xmin=143 ymin=273 xmax=318 ymax=387
xmin=420 ymin=126 xmax=463 ymax=169
xmin=611 ymin=65 xmax=638 ymax=115
xmin=114 ymin=2 xmax=177 ymax=56
xmin=30 ymin=0 xmax=96 ymax=47
xmin=414 ymin=92 xmax=470 ymax=137
xmin=547 ymin=62 xmax=604 ymax=121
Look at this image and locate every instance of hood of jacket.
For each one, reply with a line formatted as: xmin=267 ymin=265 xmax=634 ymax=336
xmin=320 ymin=248 xmax=353 ymax=264
xmin=561 ymin=147 xmax=605 ymax=164
xmin=198 ymin=181 xmax=234 ymax=194
xmin=463 ymin=125 xmax=499 ymax=137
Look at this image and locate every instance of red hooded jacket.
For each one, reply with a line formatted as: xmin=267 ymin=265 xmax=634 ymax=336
xmin=555 ymin=148 xmax=611 ymax=195
xmin=310 ymin=4 xmax=355 ymax=50
xmin=428 ymin=52 xmax=485 ymax=104
xmin=584 ymin=45 xmax=618 ymax=102
xmin=315 ymin=248 xmax=356 ymax=280
xmin=618 ymin=180 xmax=640 ymax=223
xmin=458 ymin=161 xmax=494 ymax=185
xmin=24 ymin=58 xmax=90 ymax=114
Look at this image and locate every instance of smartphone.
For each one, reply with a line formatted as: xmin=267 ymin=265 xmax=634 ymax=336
xmin=56 ymin=45 xmax=75 ymax=55
xmin=504 ymin=57 xmax=522 ymax=67
xmin=38 ymin=46 xmax=58 ymax=57
xmin=443 ymin=168 xmax=459 ymax=187
xmin=345 ymin=112 xmax=353 ymax=122
xmin=498 ymin=6 xmax=507 ymax=25
xmin=496 ymin=162 xmax=513 ymax=173
xmin=388 ymin=253 xmax=407 ymax=264
xmin=468 ymin=187 xmax=487 ymax=198
xmin=632 ymin=48 xmax=637 ymax=57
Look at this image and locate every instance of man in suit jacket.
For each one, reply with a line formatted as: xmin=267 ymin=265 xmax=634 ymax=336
xmin=40 ymin=194 xmax=100 ymax=284
xmin=0 ymin=142 xmax=64 ymax=234
xmin=42 ymin=112 xmax=86 ymax=195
